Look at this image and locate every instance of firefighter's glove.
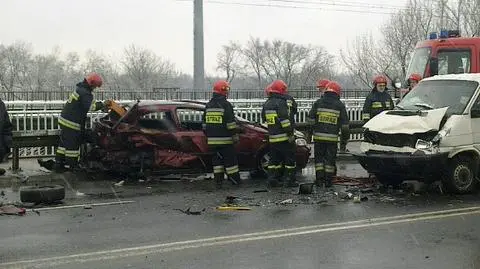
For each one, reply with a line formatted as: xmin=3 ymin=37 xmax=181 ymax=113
xmin=233 ymin=134 xmax=240 ymax=144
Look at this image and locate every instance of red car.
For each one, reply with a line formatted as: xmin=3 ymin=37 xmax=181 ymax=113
xmin=83 ymin=100 xmax=310 ymax=178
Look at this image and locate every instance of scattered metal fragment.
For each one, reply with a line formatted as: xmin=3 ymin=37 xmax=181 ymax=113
xmin=298 ymin=183 xmax=314 ymax=194
xmin=175 ymin=207 xmax=205 ymax=215
xmin=253 ymin=189 xmax=268 ymax=193
xmin=278 ymin=198 xmax=293 ymax=205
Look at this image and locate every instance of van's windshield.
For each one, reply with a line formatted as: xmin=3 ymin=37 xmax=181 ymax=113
xmin=397 ymin=80 xmax=479 ymax=115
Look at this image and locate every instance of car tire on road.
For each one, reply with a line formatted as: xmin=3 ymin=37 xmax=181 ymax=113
xmin=20 ymin=185 xmax=65 ymax=204
xmin=443 ymin=155 xmax=478 ymax=194
xmin=251 ymin=150 xmax=270 ymax=179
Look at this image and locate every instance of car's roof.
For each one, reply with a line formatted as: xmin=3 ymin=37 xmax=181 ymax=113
xmin=130 ymin=100 xmax=206 ymax=109
xmin=423 ymin=73 xmax=480 ymax=83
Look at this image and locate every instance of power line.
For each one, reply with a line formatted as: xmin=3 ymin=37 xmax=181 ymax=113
xmin=204 ymin=0 xmax=398 ymax=15
xmin=270 ymin=0 xmax=412 ymax=11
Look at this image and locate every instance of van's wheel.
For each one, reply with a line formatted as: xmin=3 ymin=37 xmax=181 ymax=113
xmin=374 ymin=173 xmax=404 ymax=187
xmin=443 ymin=155 xmax=478 ymax=194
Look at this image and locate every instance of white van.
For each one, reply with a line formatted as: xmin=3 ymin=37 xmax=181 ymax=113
xmin=354 ymin=73 xmax=480 ymax=193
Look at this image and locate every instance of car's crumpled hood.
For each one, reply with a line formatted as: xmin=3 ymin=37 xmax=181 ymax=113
xmin=363 ymin=107 xmax=448 ymax=134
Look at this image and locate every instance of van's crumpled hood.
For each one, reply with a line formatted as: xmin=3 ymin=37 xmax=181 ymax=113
xmin=363 ymin=107 xmax=448 ymax=134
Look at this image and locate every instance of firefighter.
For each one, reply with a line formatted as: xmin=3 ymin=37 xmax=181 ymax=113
xmin=405 ymin=73 xmax=422 ymax=97
xmin=316 ymin=79 xmax=330 ymax=97
xmin=262 ymin=80 xmax=298 ymax=188
xmin=203 ymin=80 xmax=241 ymax=188
xmin=308 ymin=81 xmax=349 ymax=188
xmin=362 ymin=75 xmax=394 ymax=122
xmin=54 ymin=73 xmax=106 ymax=172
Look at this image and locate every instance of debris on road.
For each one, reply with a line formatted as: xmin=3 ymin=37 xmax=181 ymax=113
xmin=216 ymin=206 xmax=251 ymax=211
xmin=175 ymin=207 xmax=205 ymax=215
xmin=277 ymin=198 xmax=293 ymax=205
xmin=0 ymin=205 xmax=26 ymax=216
xmin=253 ymin=189 xmax=268 ymax=193
xmin=298 ymin=183 xmax=314 ymax=194
xmin=84 ymin=205 xmax=93 ymax=209
xmin=113 ymin=180 xmax=125 ymax=187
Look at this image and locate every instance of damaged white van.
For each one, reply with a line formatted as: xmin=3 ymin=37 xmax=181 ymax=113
xmin=354 ymin=73 xmax=480 ymax=193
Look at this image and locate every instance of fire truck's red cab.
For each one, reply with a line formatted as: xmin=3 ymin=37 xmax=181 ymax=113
xmin=396 ymin=30 xmax=480 ymax=98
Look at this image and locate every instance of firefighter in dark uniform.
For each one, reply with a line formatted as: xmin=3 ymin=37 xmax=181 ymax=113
xmin=362 ymin=75 xmax=394 ymax=123
xmin=262 ymin=80 xmax=298 ymax=188
xmin=203 ymin=80 xmax=241 ymax=188
xmin=308 ymin=81 xmax=349 ymax=188
xmin=316 ymin=79 xmax=330 ymax=98
xmin=54 ymin=73 xmax=106 ymax=172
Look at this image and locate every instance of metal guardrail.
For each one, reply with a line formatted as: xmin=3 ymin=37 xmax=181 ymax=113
xmin=8 ymin=104 xmax=365 ymax=162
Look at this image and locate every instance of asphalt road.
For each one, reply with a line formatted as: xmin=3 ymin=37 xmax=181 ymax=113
xmin=1 ymin=161 xmax=479 ymax=269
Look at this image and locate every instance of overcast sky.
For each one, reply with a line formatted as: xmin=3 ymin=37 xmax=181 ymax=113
xmin=0 ymin=0 xmax=407 ymax=75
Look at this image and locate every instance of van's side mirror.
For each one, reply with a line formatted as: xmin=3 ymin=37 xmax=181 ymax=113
xmin=429 ymin=57 xmax=439 ymax=76
xmin=471 ymin=107 xmax=480 ymax=118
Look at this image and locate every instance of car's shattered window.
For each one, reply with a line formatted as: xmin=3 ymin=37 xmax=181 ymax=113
xmin=397 ymin=80 xmax=479 ymax=115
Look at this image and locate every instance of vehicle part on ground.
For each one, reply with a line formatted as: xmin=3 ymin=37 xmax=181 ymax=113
xmin=20 ymin=185 xmax=65 ymax=204
xmin=299 ymin=183 xmax=314 ymax=194
xmin=373 ymin=174 xmax=405 ymax=187
xmin=442 ymin=155 xmax=478 ymax=194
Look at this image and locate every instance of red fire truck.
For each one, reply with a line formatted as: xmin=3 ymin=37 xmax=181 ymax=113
xmin=394 ymin=29 xmax=480 ymax=97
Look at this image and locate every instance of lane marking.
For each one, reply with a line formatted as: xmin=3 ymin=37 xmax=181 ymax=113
xmin=2 ymin=206 xmax=480 ymax=268
xmin=26 ymin=200 xmax=135 ymax=212
xmin=410 ymin=233 xmax=420 ymax=246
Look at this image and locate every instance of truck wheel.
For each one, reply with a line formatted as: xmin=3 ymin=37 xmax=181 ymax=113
xmin=20 ymin=185 xmax=65 ymax=204
xmin=374 ymin=173 xmax=404 ymax=187
xmin=443 ymin=156 xmax=478 ymax=194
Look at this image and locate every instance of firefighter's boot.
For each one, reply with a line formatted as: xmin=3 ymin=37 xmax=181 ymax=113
xmin=228 ymin=172 xmax=241 ymax=185
xmin=267 ymin=170 xmax=281 ymax=188
xmin=214 ymin=173 xmax=224 ymax=189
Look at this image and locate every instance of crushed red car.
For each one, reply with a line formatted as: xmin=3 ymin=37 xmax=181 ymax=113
xmin=81 ymin=100 xmax=310 ymax=178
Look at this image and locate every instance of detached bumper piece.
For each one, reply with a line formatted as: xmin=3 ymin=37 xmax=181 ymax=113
xmin=353 ymin=151 xmax=449 ymax=179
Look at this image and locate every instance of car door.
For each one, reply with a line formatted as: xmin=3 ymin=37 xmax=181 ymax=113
xmin=174 ymin=107 xmax=210 ymax=155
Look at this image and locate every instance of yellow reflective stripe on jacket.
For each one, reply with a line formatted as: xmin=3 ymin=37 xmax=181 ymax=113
xmin=269 ymin=133 xmax=288 ymax=143
xmin=313 ymin=132 xmax=338 ymax=142
xmin=58 ymin=116 xmax=81 ymax=131
xmin=325 ymin=165 xmax=335 ymax=173
xmin=226 ymin=122 xmax=237 ymax=130
xmin=205 ymin=109 xmax=225 ymax=124
xmin=67 ymin=92 xmax=79 ymax=103
xmin=207 ymin=137 xmax=233 ymax=145
xmin=56 ymin=147 xmax=66 ymax=155
xmin=213 ymin=165 xmax=224 ymax=173
xmin=225 ymin=165 xmax=239 ymax=175
xmin=65 ymin=149 xmax=80 ymax=158
xmin=362 ymin=113 xmax=370 ymax=120
xmin=280 ymin=119 xmax=291 ymax=128
xmin=268 ymin=165 xmax=283 ymax=169
xmin=315 ymin=163 xmax=324 ymax=171
xmin=285 ymin=165 xmax=296 ymax=169
xmin=265 ymin=110 xmax=278 ymax=125
xmin=371 ymin=102 xmax=382 ymax=108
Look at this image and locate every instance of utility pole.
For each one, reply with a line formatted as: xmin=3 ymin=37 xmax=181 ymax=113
xmin=193 ymin=0 xmax=205 ymax=90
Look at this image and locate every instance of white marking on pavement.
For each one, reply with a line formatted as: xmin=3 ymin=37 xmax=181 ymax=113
xmin=2 ymin=206 xmax=480 ymax=268
xmin=26 ymin=200 xmax=135 ymax=212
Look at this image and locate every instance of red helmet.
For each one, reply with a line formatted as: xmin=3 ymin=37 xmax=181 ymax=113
xmin=373 ymin=75 xmax=387 ymax=85
xmin=325 ymin=81 xmax=341 ymax=96
xmin=213 ymin=80 xmax=230 ymax=96
xmin=270 ymin=80 xmax=288 ymax=95
xmin=86 ymin=73 xmax=103 ymax=88
xmin=409 ymin=73 xmax=422 ymax=82
xmin=316 ymin=79 xmax=330 ymax=89
xmin=264 ymin=83 xmax=273 ymax=96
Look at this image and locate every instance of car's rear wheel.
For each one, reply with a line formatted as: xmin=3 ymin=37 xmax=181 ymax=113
xmin=251 ymin=151 xmax=269 ymax=179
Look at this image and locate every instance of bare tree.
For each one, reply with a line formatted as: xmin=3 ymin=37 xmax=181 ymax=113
xmin=296 ymin=47 xmax=333 ymax=87
xmin=461 ymin=0 xmax=480 ymax=36
xmin=340 ymin=34 xmax=380 ymax=88
xmin=0 ymin=41 xmax=33 ymax=92
xmin=242 ymin=37 xmax=264 ymax=89
xmin=216 ymin=41 xmax=243 ymax=83
xmin=121 ymin=44 xmax=176 ymax=90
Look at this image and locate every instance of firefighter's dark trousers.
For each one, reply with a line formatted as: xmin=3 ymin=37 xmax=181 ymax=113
xmin=314 ymin=142 xmax=337 ymax=185
xmin=55 ymin=125 xmax=82 ymax=169
xmin=211 ymin=144 xmax=240 ymax=185
xmin=268 ymin=141 xmax=296 ymax=181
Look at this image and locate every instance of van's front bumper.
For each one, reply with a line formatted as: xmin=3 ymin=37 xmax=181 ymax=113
xmin=353 ymin=151 xmax=449 ymax=179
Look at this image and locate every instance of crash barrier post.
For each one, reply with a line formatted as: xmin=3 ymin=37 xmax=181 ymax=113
xmin=11 ymin=130 xmax=60 ymax=172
